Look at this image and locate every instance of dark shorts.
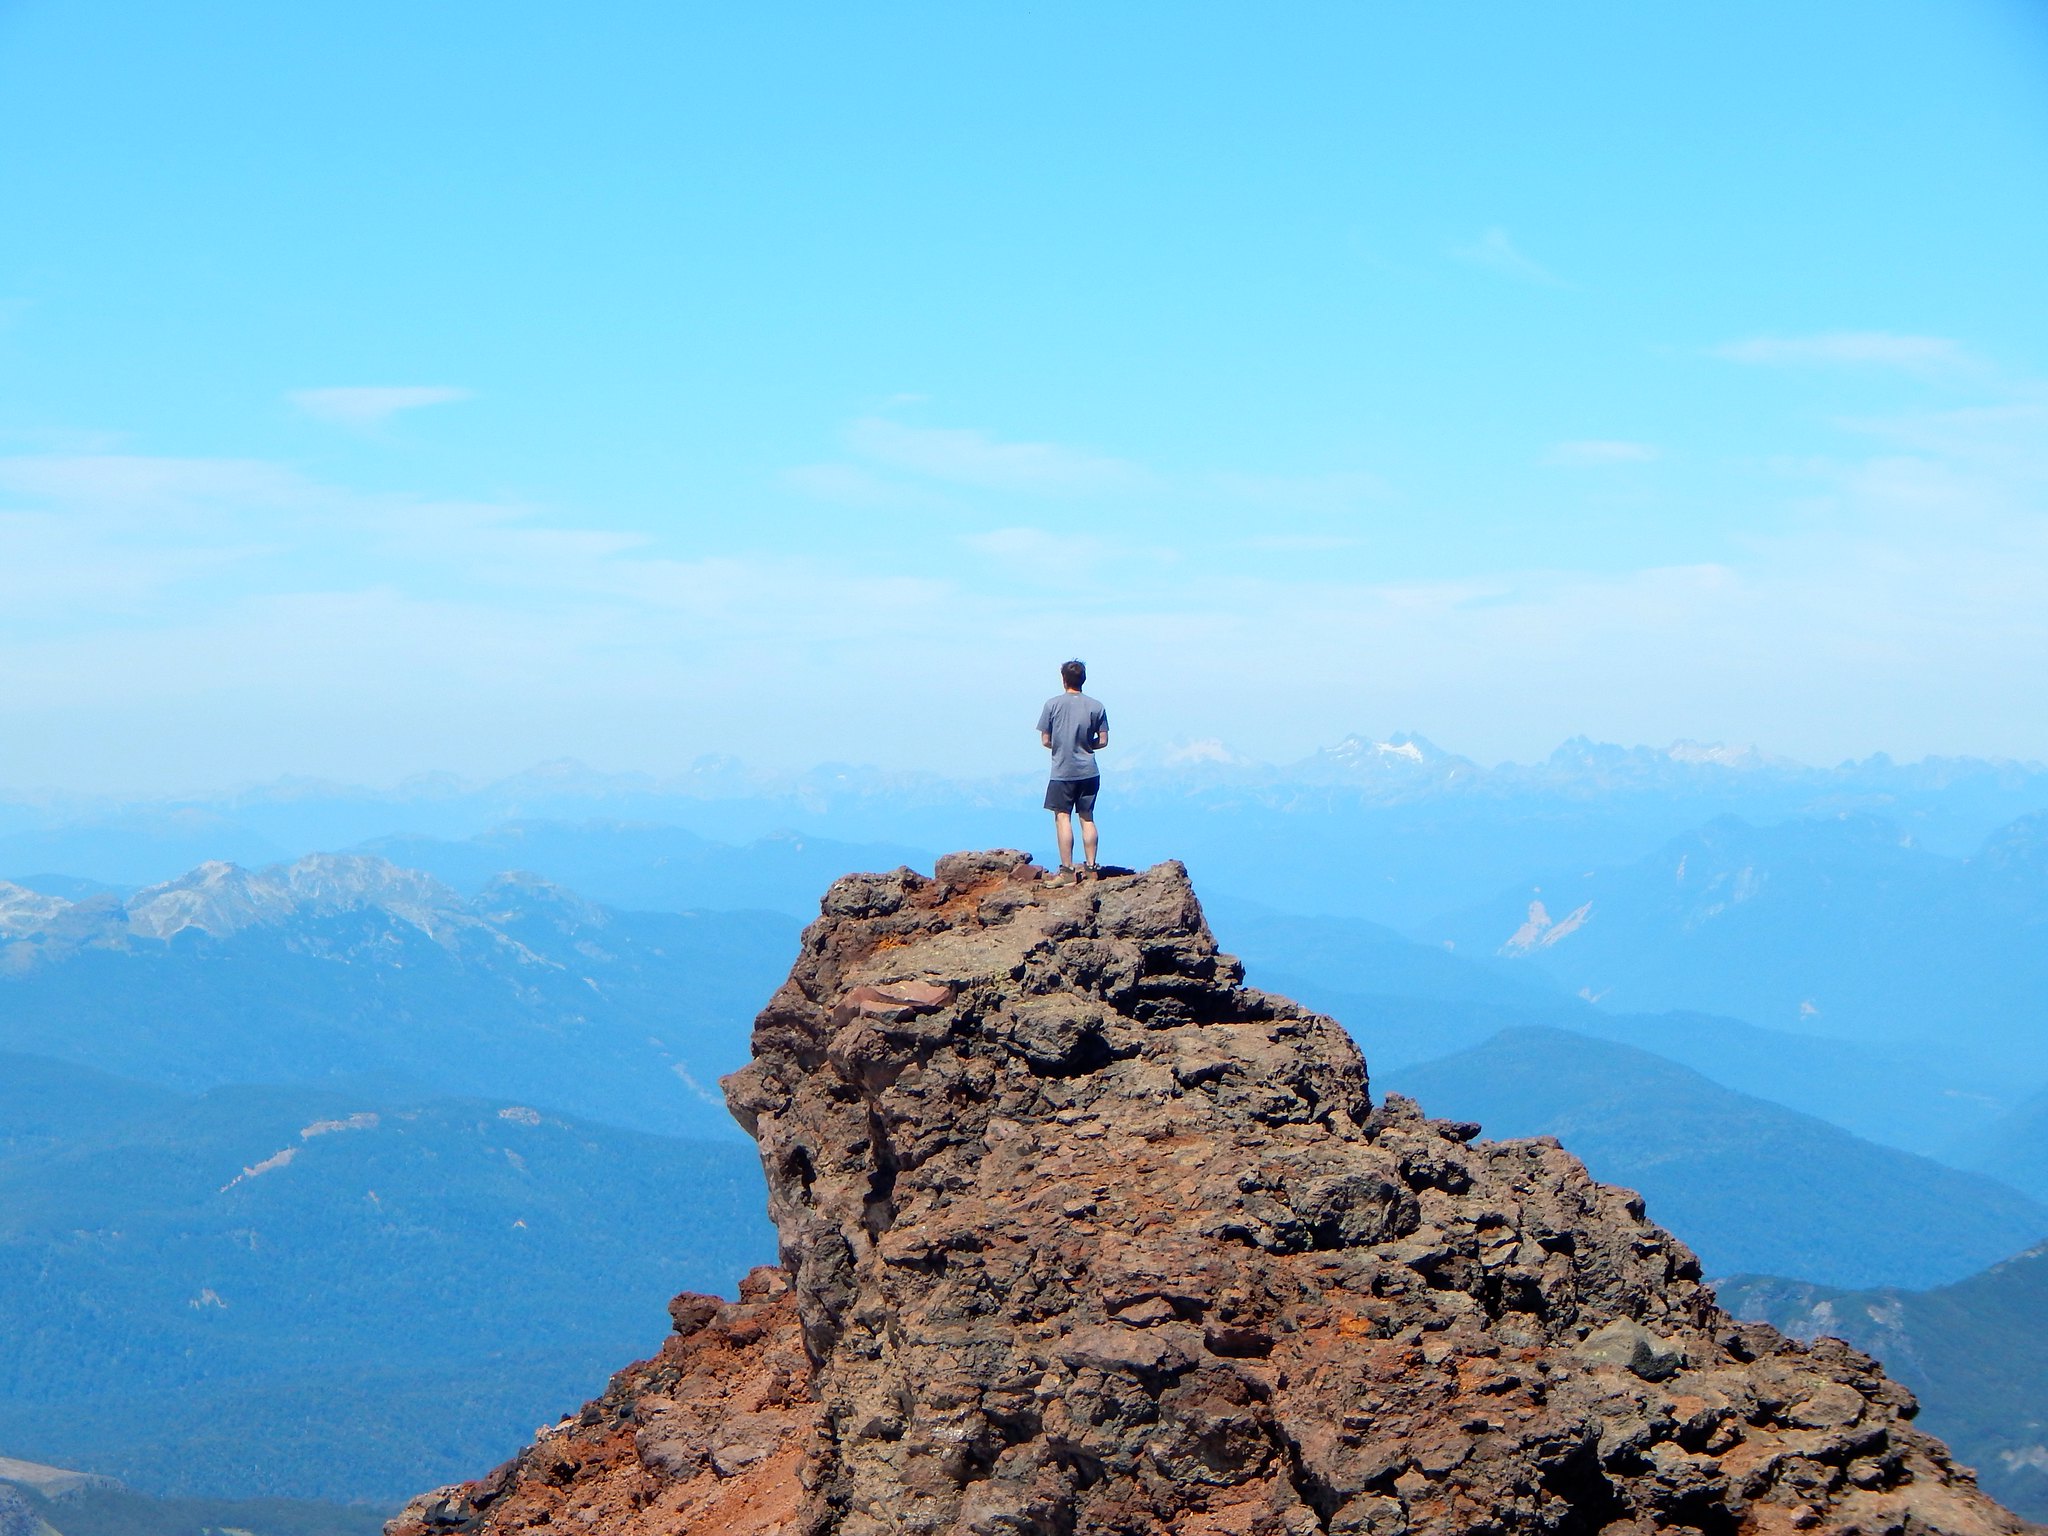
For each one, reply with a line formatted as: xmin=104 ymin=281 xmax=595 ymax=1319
xmin=1044 ymin=776 xmax=1100 ymax=815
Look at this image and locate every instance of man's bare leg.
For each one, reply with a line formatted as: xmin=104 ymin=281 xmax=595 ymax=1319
xmin=1079 ymin=814 xmax=1099 ymax=870
xmin=1053 ymin=810 xmax=1075 ymax=870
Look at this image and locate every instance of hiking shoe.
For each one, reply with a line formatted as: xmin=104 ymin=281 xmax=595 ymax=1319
xmin=1082 ymin=862 xmax=1102 ymax=880
xmin=1043 ymin=867 xmax=1078 ymax=888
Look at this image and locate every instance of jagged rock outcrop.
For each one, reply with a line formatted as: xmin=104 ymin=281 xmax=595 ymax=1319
xmin=391 ymin=853 xmax=2035 ymax=1536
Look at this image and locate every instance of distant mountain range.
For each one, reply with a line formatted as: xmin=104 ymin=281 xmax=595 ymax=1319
xmin=7 ymin=844 xmax=2038 ymax=1261
xmin=5 ymin=735 xmax=2045 ymax=923
xmin=1425 ymin=809 xmax=2048 ymax=1090
xmin=9 ymin=825 xmax=2037 ymax=1174
xmin=0 ymin=853 xmax=798 ymax=1139
xmin=1972 ymin=1087 xmax=2048 ymax=1204
xmin=351 ymin=821 xmax=926 ymax=919
xmin=1208 ymin=889 xmax=2038 ymax=1168
xmin=0 ymin=1051 xmax=773 ymax=1503
xmin=1720 ymin=1243 xmax=2048 ymax=1521
xmin=1382 ymin=1026 xmax=2048 ymax=1289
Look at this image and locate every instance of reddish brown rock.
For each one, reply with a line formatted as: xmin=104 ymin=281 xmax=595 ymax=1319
xmin=391 ymin=852 xmax=2036 ymax=1536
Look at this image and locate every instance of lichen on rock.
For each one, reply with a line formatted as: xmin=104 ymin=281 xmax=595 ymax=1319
xmin=391 ymin=852 xmax=2037 ymax=1536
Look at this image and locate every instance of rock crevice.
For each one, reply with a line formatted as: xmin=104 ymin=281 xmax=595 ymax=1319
xmin=392 ymin=852 xmax=2034 ymax=1536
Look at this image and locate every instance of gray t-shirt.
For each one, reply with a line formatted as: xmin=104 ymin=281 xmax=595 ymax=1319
xmin=1037 ymin=692 xmax=1107 ymax=781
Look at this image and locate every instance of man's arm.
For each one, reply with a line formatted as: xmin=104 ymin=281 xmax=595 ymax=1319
xmin=1040 ymin=731 xmax=1053 ymax=749
xmin=1092 ymin=726 xmax=1108 ymax=749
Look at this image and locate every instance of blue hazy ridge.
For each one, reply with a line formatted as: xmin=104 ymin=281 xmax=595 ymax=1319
xmin=0 ymin=1052 xmax=773 ymax=1503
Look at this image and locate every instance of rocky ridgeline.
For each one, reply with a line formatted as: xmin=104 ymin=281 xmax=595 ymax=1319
xmin=391 ymin=852 xmax=2034 ymax=1536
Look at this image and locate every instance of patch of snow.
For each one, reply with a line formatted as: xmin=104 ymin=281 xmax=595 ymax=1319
xmin=1501 ymin=897 xmax=1591 ymax=954
xmin=300 ymin=1112 xmax=378 ymax=1139
xmin=1665 ymin=740 xmax=1763 ymax=768
xmin=1502 ymin=900 xmax=1553 ymax=955
xmin=1539 ymin=901 xmax=1592 ymax=947
xmin=498 ymin=1106 xmax=544 ymax=1126
xmin=1160 ymin=737 xmax=1243 ymax=766
xmin=219 ymin=1145 xmax=297 ymax=1193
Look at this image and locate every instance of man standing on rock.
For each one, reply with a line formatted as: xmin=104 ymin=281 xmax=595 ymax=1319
xmin=1036 ymin=659 xmax=1108 ymax=885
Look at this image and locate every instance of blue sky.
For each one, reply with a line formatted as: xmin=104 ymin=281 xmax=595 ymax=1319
xmin=2 ymin=1 xmax=2045 ymax=790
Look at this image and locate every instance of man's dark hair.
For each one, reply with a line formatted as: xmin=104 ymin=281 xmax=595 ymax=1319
xmin=1060 ymin=659 xmax=1087 ymax=690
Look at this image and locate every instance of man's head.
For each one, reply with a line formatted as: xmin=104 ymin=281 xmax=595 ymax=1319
xmin=1060 ymin=659 xmax=1087 ymax=691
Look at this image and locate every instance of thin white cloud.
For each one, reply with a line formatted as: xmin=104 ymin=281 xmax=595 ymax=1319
xmin=1545 ymin=440 xmax=1660 ymax=467
xmin=289 ymin=386 xmax=472 ymax=427
xmin=1209 ymin=470 xmax=1387 ymax=509
xmin=959 ymin=526 xmax=1179 ymax=580
xmin=799 ymin=417 xmax=1387 ymax=511
xmin=0 ymin=426 xmax=127 ymax=454
xmin=0 ymin=509 xmax=272 ymax=615
xmin=1449 ymin=227 xmax=1564 ymax=286
xmin=842 ymin=416 xmax=1152 ymax=494
xmin=0 ymin=454 xmax=315 ymax=511
xmin=778 ymin=461 xmax=955 ymax=510
xmin=1710 ymin=333 xmax=1969 ymax=371
xmin=1838 ymin=400 xmax=2048 ymax=478
xmin=1239 ymin=533 xmax=1365 ymax=553
xmin=963 ymin=527 xmax=1078 ymax=560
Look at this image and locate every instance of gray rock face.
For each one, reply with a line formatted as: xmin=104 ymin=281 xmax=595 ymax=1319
xmin=0 ymin=1486 xmax=39 ymax=1536
xmin=391 ymin=853 xmax=2038 ymax=1536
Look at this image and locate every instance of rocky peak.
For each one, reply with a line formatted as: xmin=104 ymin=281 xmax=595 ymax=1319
xmin=0 ymin=881 xmax=73 ymax=938
xmin=276 ymin=852 xmax=466 ymax=921
xmin=392 ymin=853 xmax=2034 ymax=1536
xmin=122 ymin=854 xmax=468 ymax=943
xmin=126 ymin=859 xmax=291 ymax=940
xmin=474 ymin=870 xmax=611 ymax=932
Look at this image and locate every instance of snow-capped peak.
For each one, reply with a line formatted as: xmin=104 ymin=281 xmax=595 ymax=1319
xmin=1159 ymin=738 xmax=1247 ymax=767
xmin=1318 ymin=732 xmax=1446 ymax=768
xmin=1665 ymin=740 xmax=1765 ymax=769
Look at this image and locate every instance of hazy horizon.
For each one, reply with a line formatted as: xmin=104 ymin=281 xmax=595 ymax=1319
xmin=2 ymin=726 xmax=2044 ymax=809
